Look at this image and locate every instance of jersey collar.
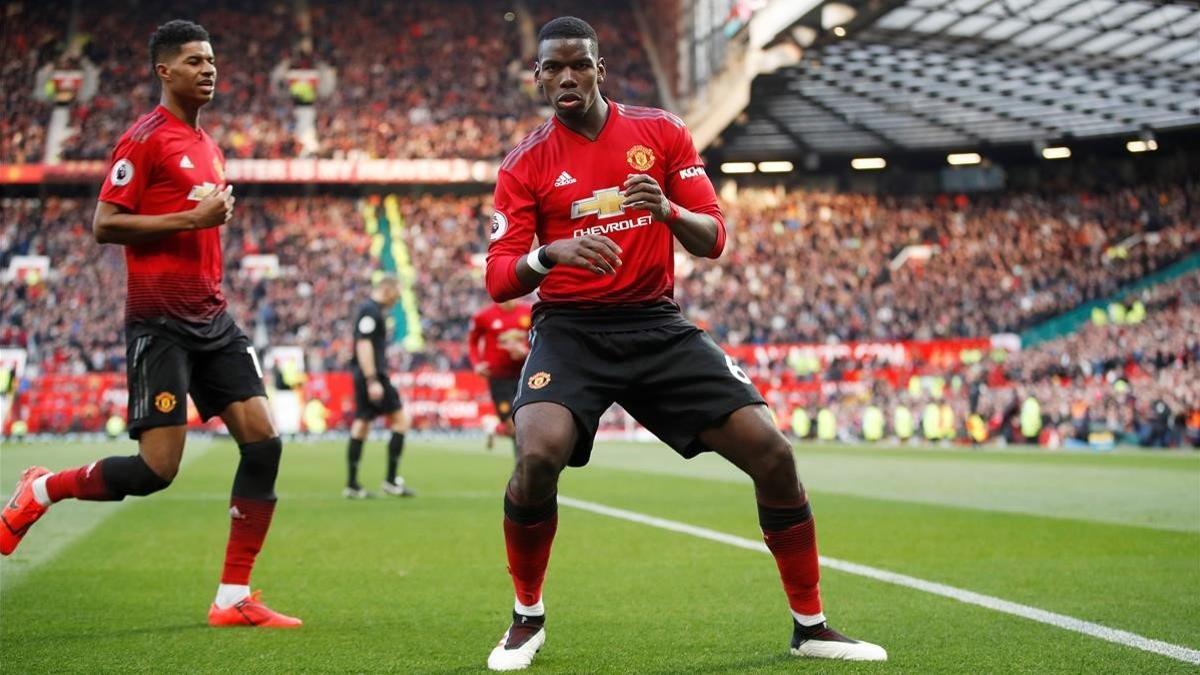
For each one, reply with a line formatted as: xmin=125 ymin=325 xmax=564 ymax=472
xmin=551 ymin=96 xmax=618 ymax=145
xmin=155 ymin=104 xmax=205 ymax=138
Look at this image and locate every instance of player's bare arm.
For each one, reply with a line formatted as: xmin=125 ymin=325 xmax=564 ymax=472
xmin=93 ymin=185 xmax=234 ymax=245
xmin=621 ymin=173 xmax=718 ymax=257
xmin=355 ymin=339 xmax=384 ymax=402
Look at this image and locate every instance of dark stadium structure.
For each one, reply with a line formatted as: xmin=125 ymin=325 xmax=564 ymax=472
xmin=716 ymin=0 xmax=1200 ymax=167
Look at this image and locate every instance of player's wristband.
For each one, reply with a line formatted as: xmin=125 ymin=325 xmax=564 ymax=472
xmin=526 ymin=246 xmax=555 ymax=275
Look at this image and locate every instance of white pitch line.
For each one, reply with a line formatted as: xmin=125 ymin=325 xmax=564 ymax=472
xmin=559 ymin=495 xmax=1200 ymax=666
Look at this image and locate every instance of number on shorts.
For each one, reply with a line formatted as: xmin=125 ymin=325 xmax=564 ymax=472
xmin=247 ymin=346 xmax=263 ymax=378
xmin=725 ymin=354 xmax=751 ymax=384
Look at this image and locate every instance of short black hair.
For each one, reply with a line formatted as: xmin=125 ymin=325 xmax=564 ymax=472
xmin=149 ymin=19 xmax=210 ymax=76
xmin=537 ymin=16 xmax=599 ymax=52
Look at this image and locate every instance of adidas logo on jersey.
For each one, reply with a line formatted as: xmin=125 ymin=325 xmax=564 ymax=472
xmin=180 ymin=155 xmax=194 ymax=169
xmin=553 ymin=171 xmax=577 ymax=188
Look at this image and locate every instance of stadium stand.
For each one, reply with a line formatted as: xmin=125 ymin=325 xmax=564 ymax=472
xmin=58 ymin=1 xmax=301 ymax=161
xmin=0 ymin=3 xmax=67 ymax=163
xmin=4 ymin=183 xmax=1197 ymax=444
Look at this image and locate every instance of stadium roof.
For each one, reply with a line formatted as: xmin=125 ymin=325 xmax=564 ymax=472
xmin=721 ymin=0 xmax=1200 ymax=158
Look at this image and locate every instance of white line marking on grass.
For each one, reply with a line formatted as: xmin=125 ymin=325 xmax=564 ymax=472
xmin=559 ymin=495 xmax=1200 ymax=666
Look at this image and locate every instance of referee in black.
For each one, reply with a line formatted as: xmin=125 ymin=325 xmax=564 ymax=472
xmin=345 ymin=275 xmax=413 ymax=498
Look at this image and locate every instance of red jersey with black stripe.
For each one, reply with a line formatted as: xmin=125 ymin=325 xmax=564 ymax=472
xmin=98 ymin=105 xmax=227 ymax=325
xmin=486 ymin=100 xmax=726 ymax=307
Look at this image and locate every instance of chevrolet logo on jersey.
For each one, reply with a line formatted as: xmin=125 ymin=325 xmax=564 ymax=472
xmin=571 ymin=187 xmax=625 ymax=219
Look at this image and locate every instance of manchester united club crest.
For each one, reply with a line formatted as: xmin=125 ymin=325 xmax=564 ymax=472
xmin=527 ymin=372 xmax=552 ymax=390
xmin=626 ymin=145 xmax=655 ymax=171
xmin=155 ymin=391 xmax=177 ymax=413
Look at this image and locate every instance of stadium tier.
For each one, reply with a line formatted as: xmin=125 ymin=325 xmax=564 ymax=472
xmin=2 ymin=0 xmax=657 ymax=163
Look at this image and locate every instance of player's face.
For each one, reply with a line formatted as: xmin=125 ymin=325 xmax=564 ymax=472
xmin=161 ymin=41 xmax=216 ymax=103
xmin=535 ymin=39 xmax=605 ymax=119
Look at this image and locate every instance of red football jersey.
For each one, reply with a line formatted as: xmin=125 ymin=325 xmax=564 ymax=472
xmin=98 ymin=105 xmax=227 ymax=325
xmin=486 ymin=101 xmax=725 ymax=306
xmin=468 ymin=302 xmax=533 ymax=379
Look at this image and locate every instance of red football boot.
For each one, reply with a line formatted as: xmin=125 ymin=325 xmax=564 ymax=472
xmin=1 ymin=466 xmax=52 ymax=556
xmin=207 ymin=590 xmax=303 ymax=628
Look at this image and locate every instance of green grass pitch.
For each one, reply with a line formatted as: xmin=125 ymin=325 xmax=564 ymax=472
xmin=2 ymin=438 xmax=1198 ymax=673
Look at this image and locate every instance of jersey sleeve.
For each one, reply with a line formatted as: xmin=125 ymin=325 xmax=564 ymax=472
xmin=98 ymin=134 xmax=156 ymax=212
xmin=663 ymin=121 xmax=726 ymax=259
xmin=354 ymin=307 xmax=380 ymax=341
xmin=485 ymin=169 xmax=538 ymax=302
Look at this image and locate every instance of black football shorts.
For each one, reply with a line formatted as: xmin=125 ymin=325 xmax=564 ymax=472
xmin=353 ymin=373 xmax=403 ymax=420
xmin=513 ymin=306 xmax=765 ymax=467
xmin=489 ymin=377 xmax=520 ymax=423
xmin=125 ymin=313 xmax=267 ymax=439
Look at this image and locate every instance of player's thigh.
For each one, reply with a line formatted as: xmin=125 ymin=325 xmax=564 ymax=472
xmin=513 ymin=401 xmax=578 ymax=467
xmin=126 ymin=329 xmax=190 ymax=439
xmin=220 ymin=396 xmax=277 ymax=444
xmin=137 ymin=425 xmax=188 ymax=480
xmin=384 ymin=406 xmax=408 ymax=432
xmin=189 ymin=333 xmax=268 ymax=430
xmin=619 ymin=326 xmax=764 ymax=459
xmin=699 ymin=404 xmax=794 ymax=469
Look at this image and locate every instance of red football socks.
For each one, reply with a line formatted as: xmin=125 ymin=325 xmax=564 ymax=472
xmin=760 ymin=499 xmax=823 ymax=616
xmin=503 ymin=488 xmax=558 ymax=607
xmin=45 ymin=462 xmax=113 ymax=502
xmin=220 ymin=496 xmax=276 ymax=585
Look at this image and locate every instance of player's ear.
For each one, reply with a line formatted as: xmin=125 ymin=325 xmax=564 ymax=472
xmin=155 ymin=62 xmax=171 ymax=82
xmin=596 ymin=56 xmax=605 ymax=84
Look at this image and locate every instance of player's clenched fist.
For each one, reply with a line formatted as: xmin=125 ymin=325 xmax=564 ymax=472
xmin=621 ymin=174 xmax=671 ymax=221
xmin=192 ymin=184 xmax=235 ymax=228
xmin=545 ymin=235 xmax=623 ymax=275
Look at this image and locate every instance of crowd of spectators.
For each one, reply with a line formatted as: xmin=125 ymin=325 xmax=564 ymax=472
xmin=308 ymin=0 xmax=658 ymax=161
xmin=58 ymin=1 xmax=301 ymax=161
xmin=999 ymin=272 xmax=1199 ymax=447
xmin=1 ymin=197 xmax=126 ymax=374
xmin=12 ymin=1 xmax=659 ymax=163
xmin=0 ymin=3 xmax=68 ymax=163
xmin=4 ymin=181 xmax=1196 ymax=445
xmin=686 ymin=184 xmax=1198 ymax=344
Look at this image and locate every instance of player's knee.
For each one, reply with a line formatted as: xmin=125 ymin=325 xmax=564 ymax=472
xmin=107 ymin=454 xmax=174 ymax=497
xmin=233 ymin=436 xmax=283 ymax=501
xmin=755 ymin=437 xmax=798 ymax=481
xmin=513 ymin=447 xmax=566 ymax=496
